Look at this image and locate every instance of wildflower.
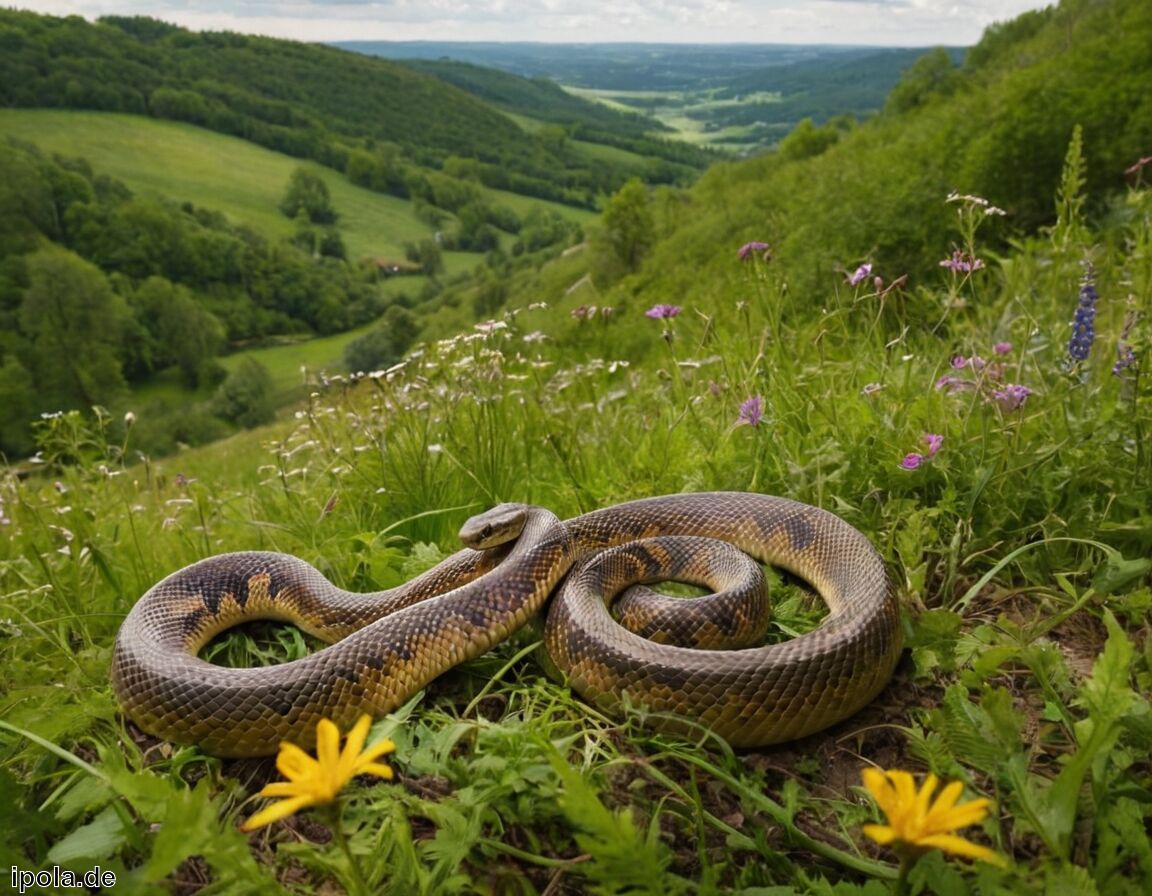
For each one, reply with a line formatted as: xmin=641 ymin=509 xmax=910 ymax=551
xmin=737 ymin=395 xmax=764 ymax=426
xmin=992 ymin=383 xmax=1032 ymax=411
xmin=993 ymin=341 xmax=1012 ymax=355
xmin=645 ymin=304 xmax=682 ymax=319
xmin=1067 ymin=263 xmax=1098 ymax=362
xmin=900 ymin=453 xmax=924 ymax=471
xmin=861 ymin=382 xmax=883 ymax=396
xmin=861 ymin=767 xmax=1006 ymax=866
xmin=847 ymin=262 xmax=873 ymax=287
xmin=940 ymin=250 xmax=985 ymax=273
xmin=241 ymin=715 xmax=395 ymax=832
xmin=900 ymin=433 xmax=942 ymax=470
xmin=934 ymin=374 xmax=974 ymax=393
xmin=737 ymin=241 xmax=771 ymax=262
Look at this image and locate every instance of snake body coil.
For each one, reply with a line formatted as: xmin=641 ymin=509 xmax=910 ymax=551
xmin=112 ymin=493 xmax=900 ymax=756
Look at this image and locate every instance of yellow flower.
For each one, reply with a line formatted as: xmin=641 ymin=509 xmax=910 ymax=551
xmin=861 ymin=768 xmax=1006 ymax=867
xmin=241 ymin=714 xmax=395 ymax=832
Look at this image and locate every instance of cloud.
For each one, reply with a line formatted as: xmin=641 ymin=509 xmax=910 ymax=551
xmin=18 ymin=0 xmax=1051 ymax=44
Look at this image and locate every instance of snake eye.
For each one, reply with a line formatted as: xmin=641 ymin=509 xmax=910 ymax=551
xmin=480 ymin=525 xmax=493 ymax=540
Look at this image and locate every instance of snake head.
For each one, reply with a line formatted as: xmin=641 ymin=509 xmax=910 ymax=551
xmin=459 ymin=503 xmax=529 ymax=549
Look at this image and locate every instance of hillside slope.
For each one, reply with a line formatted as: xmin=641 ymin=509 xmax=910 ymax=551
xmin=0 ymin=10 xmax=705 ymax=206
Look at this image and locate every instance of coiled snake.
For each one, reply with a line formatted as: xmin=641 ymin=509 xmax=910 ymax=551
xmin=112 ymin=493 xmax=901 ymax=757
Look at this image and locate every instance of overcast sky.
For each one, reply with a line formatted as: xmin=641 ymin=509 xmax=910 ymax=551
xmin=19 ymin=1 xmax=1053 ymax=46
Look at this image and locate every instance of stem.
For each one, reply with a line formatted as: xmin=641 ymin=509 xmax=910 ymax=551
xmin=893 ymin=853 xmax=918 ymax=896
xmin=324 ymin=803 xmax=370 ymax=896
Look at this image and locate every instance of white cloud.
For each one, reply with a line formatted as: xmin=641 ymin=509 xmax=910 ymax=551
xmin=16 ymin=0 xmax=1052 ymax=44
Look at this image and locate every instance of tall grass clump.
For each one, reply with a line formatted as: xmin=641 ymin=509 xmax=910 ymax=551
xmin=2 ymin=146 xmax=1150 ymax=894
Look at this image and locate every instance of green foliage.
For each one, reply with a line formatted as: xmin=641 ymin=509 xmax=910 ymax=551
xmin=280 ymin=166 xmax=338 ymax=225
xmin=344 ymin=306 xmax=420 ymax=372
xmin=885 ymin=47 xmax=962 ymax=114
xmin=590 ymin=178 xmax=655 ymax=286
xmin=212 ymin=357 xmax=276 ymax=428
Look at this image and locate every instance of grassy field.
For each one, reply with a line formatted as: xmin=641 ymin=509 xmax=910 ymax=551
xmin=563 ymin=86 xmax=777 ymax=150
xmin=2 ymin=159 xmax=1149 ymax=894
xmin=0 ymin=109 xmax=595 ymax=261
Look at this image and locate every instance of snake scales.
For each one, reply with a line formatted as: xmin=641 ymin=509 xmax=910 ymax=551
xmin=112 ymin=493 xmax=901 ymax=757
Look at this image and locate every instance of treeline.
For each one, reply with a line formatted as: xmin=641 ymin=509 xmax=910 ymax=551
xmin=0 ymin=11 xmax=705 ymax=209
xmin=692 ymin=48 xmax=963 ymax=140
xmin=0 ymin=140 xmax=389 ymax=455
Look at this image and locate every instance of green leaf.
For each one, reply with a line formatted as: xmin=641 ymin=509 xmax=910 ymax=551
xmin=46 ymin=805 xmax=128 ymax=864
xmin=1091 ymin=554 xmax=1152 ymax=595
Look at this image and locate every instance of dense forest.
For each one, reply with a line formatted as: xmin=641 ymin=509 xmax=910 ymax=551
xmin=0 ymin=11 xmax=708 ymax=208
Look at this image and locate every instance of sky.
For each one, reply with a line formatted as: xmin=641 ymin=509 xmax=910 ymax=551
xmin=18 ymin=1 xmax=1054 ymax=46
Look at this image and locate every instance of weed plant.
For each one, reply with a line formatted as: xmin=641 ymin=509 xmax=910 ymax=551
xmin=1 ymin=151 xmax=1150 ymax=895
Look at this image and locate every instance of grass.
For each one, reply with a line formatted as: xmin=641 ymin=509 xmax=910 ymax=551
xmin=1 ymin=150 xmax=1150 ymax=895
xmin=562 ymin=86 xmax=779 ymax=151
xmin=0 ymin=110 xmax=595 ymax=261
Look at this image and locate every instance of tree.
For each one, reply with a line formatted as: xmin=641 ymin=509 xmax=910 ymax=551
xmin=212 ymin=357 xmax=275 ymax=428
xmin=344 ymin=306 xmax=418 ymax=372
xmin=590 ymin=177 xmax=653 ymax=286
xmin=279 ymin=166 xmax=337 ymax=225
xmin=18 ymin=246 xmax=128 ymax=409
xmin=131 ymin=277 xmax=225 ymax=387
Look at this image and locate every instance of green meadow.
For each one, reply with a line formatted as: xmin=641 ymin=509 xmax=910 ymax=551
xmin=0 ymin=110 xmax=595 ymax=263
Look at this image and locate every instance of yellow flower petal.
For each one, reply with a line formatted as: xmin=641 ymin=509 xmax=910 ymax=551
xmin=357 ymin=761 xmax=395 ymax=780
xmin=258 ymin=780 xmax=306 ymax=799
xmin=862 ymin=824 xmax=898 ymax=845
xmin=276 ymin=742 xmax=317 ymax=782
xmin=917 ymin=833 xmax=1007 ymax=866
xmin=241 ymin=794 xmax=315 ymax=832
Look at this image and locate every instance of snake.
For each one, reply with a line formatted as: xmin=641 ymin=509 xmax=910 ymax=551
xmin=111 ymin=492 xmax=901 ymax=757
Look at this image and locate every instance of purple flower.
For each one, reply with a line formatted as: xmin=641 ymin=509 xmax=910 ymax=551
xmin=737 ymin=395 xmax=764 ymax=426
xmin=940 ymin=250 xmax=985 ymax=273
xmin=645 ymin=304 xmax=681 ymax=320
xmin=924 ymin=433 xmax=943 ymax=457
xmin=993 ymin=341 xmax=1012 ymax=355
xmin=992 ymin=383 xmax=1032 ymax=411
xmin=847 ymin=263 xmax=873 ymax=287
xmin=738 ymin=241 xmax=771 ymax=262
xmin=900 ymin=453 xmax=924 ymax=471
xmin=1067 ymin=263 xmax=1097 ymax=362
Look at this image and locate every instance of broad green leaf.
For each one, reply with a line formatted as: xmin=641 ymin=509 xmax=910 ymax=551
xmin=45 ymin=805 xmax=127 ymax=864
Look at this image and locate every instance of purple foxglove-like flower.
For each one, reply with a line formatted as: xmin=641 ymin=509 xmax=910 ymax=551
xmin=1067 ymin=264 xmax=1097 ymax=362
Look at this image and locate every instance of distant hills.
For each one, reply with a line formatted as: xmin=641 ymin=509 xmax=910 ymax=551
xmin=339 ymin=41 xmax=962 ymax=150
xmin=0 ymin=11 xmax=709 ymax=208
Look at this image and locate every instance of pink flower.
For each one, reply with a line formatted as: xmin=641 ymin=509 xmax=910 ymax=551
xmin=993 ymin=341 xmax=1012 ymax=355
xmin=992 ymin=384 xmax=1032 ymax=411
xmin=645 ymin=304 xmax=681 ymax=319
xmin=900 ymin=453 xmax=924 ymax=471
xmin=924 ymin=433 xmax=943 ymax=457
xmin=738 ymin=241 xmax=771 ymax=262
